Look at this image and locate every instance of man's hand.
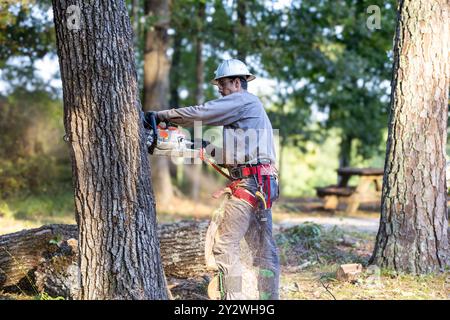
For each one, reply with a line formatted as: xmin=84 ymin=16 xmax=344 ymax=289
xmin=143 ymin=111 xmax=161 ymax=129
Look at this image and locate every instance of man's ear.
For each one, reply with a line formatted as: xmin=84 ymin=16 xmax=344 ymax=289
xmin=234 ymin=78 xmax=241 ymax=90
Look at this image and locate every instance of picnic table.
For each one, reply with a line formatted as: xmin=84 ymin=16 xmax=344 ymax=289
xmin=316 ymin=167 xmax=384 ymax=214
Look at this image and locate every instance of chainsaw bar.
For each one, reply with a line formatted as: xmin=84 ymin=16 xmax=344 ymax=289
xmin=151 ymin=148 xmax=200 ymax=158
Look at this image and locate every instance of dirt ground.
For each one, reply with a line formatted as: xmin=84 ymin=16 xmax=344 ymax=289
xmin=1 ymin=196 xmax=449 ymax=300
xmin=160 ymin=197 xmax=449 ymax=300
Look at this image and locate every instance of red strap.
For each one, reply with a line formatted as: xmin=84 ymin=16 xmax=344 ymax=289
xmin=266 ymin=177 xmax=271 ymax=208
xmin=232 ymin=187 xmax=258 ymax=208
xmin=227 ymin=179 xmax=241 ymax=190
xmin=257 ymin=166 xmax=263 ymax=186
xmin=242 ymin=164 xmax=275 ymax=177
xmin=240 ymin=167 xmax=252 ymax=176
xmin=225 ymin=180 xmax=258 ymax=209
xmin=200 ymin=149 xmax=274 ymax=209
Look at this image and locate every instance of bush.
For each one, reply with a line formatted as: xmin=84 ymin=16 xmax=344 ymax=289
xmin=0 ymin=155 xmax=71 ymax=198
xmin=0 ymin=88 xmax=70 ymax=198
xmin=276 ymin=222 xmax=323 ymax=249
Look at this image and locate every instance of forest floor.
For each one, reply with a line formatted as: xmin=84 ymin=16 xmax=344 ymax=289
xmin=0 ymin=196 xmax=449 ymax=300
xmin=162 ymin=197 xmax=449 ymax=300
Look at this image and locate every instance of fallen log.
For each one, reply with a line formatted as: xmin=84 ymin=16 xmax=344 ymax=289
xmin=0 ymin=220 xmax=210 ymax=297
xmin=0 ymin=224 xmax=78 ymax=293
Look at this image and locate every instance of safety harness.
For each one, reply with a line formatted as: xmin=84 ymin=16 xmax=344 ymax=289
xmin=199 ymin=149 xmax=276 ymax=210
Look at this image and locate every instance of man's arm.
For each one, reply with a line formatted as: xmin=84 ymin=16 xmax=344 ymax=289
xmin=157 ymin=92 xmax=246 ymax=127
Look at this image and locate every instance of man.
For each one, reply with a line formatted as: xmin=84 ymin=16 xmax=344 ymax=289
xmin=147 ymin=59 xmax=280 ymax=300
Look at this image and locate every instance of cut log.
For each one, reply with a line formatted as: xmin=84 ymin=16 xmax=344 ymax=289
xmin=0 ymin=220 xmax=210 ymax=297
xmin=0 ymin=224 xmax=78 ymax=291
xmin=336 ymin=263 xmax=363 ymax=282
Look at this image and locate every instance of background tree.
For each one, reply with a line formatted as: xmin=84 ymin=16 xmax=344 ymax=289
xmin=190 ymin=0 xmax=206 ymax=201
xmin=313 ymin=0 xmax=396 ymax=171
xmin=259 ymin=0 xmax=396 ymax=175
xmin=236 ymin=0 xmax=247 ymax=62
xmin=0 ymin=1 xmax=67 ymax=199
xmin=0 ymin=0 xmax=54 ymax=86
xmin=143 ymin=0 xmax=174 ymax=203
xmin=52 ymin=0 xmax=167 ymax=299
xmin=370 ymin=0 xmax=449 ymax=273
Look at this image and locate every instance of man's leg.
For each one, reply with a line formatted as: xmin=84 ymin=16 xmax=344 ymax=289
xmin=244 ymin=208 xmax=280 ymax=300
xmin=244 ymin=175 xmax=280 ymax=300
xmin=212 ymin=195 xmax=253 ymax=300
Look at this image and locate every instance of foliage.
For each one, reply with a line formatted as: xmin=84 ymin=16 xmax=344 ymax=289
xmin=277 ymin=222 xmax=323 ymax=249
xmin=0 ymin=186 xmax=74 ymax=221
xmin=0 ymin=87 xmax=70 ymax=197
xmin=0 ymin=0 xmax=54 ymax=87
xmin=0 ymin=0 xmax=437 ymax=201
xmin=35 ymin=292 xmax=65 ymax=300
xmin=258 ymin=0 xmax=396 ymax=162
xmin=276 ymin=223 xmax=373 ymax=268
xmin=162 ymin=0 xmax=397 ymax=166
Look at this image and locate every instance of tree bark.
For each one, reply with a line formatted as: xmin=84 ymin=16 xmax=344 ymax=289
xmin=131 ymin=0 xmax=140 ymax=46
xmin=370 ymin=0 xmax=450 ymax=273
xmin=52 ymin=0 xmax=167 ymax=299
xmin=0 ymin=224 xmax=77 ymax=291
xmin=338 ymin=135 xmax=352 ymax=185
xmin=0 ymin=221 xmax=210 ymax=298
xmin=236 ymin=0 xmax=247 ymax=62
xmin=169 ymin=32 xmax=182 ymax=109
xmin=191 ymin=1 xmax=206 ymax=201
xmin=144 ymin=0 xmax=174 ymax=203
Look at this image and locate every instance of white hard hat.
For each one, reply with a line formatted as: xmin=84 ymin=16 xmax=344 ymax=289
xmin=211 ymin=59 xmax=256 ymax=85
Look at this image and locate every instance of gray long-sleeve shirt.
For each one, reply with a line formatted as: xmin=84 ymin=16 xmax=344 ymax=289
xmin=157 ymin=90 xmax=277 ymax=166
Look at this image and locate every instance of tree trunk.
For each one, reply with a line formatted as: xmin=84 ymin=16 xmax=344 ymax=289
xmin=169 ymin=32 xmax=182 ymax=109
xmin=144 ymin=0 xmax=174 ymax=203
xmin=0 ymin=221 xmax=210 ymax=298
xmin=370 ymin=0 xmax=450 ymax=273
xmin=236 ymin=0 xmax=247 ymax=62
xmin=52 ymin=0 xmax=167 ymax=299
xmin=191 ymin=1 xmax=206 ymax=201
xmin=338 ymin=134 xmax=352 ymax=185
xmin=278 ymin=138 xmax=285 ymax=196
xmin=131 ymin=0 xmax=140 ymax=46
xmin=0 ymin=224 xmax=77 ymax=291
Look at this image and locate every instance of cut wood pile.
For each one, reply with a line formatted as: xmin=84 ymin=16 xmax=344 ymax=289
xmin=0 ymin=220 xmax=210 ymax=299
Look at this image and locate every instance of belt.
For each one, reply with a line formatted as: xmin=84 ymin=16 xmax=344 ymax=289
xmin=228 ymin=164 xmax=276 ymax=180
xmin=201 ymin=149 xmax=277 ymax=209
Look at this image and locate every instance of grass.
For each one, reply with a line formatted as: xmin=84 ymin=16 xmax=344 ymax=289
xmin=0 ymin=194 xmax=448 ymax=300
xmin=0 ymin=189 xmax=75 ymax=234
xmin=280 ymin=271 xmax=449 ymax=300
xmin=277 ymin=223 xmax=450 ymax=300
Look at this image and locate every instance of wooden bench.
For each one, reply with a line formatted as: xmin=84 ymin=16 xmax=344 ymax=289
xmin=315 ymin=185 xmax=356 ymax=210
xmin=316 ymin=167 xmax=384 ymax=213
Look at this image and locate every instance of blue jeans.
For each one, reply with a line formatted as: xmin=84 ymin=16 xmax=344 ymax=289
xmin=212 ymin=176 xmax=280 ymax=300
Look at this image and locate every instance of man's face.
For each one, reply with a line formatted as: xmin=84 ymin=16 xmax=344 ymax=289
xmin=217 ymin=77 xmax=240 ymax=97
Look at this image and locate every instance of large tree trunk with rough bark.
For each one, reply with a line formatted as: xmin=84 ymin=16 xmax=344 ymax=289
xmin=52 ymin=0 xmax=167 ymax=299
xmin=144 ymin=0 xmax=174 ymax=203
xmin=370 ymin=0 xmax=450 ymax=273
xmin=0 ymin=221 xmax=210 ymax=298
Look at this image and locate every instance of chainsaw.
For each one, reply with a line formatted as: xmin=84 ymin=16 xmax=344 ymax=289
xmin=143 ymin=112 xmax=235 ymax=181
xmin=143 ymin=112 xmax=201 ymax=158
